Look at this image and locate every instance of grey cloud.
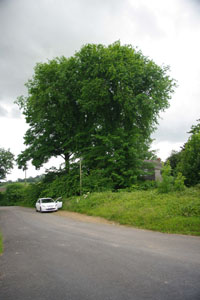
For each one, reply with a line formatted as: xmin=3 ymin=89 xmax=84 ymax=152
xmin=0 ymin=0 xmax=130 ymax=105
xmin=126 ymin=4 xmax=165 ymax=40
xmin=10 ymin=107 xmax=21 ymax=119
xmin=152 ymin=122 xmax=190 ymax=144
xmin=0 ymin=104 xmax=21 ymax=119
xmin=190 ymin=0 xmax=200 ymax=6
xmin=152 ymin=101 xmax=200 ymax=145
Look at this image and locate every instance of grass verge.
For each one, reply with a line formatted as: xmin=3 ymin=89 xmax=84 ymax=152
xmin=62 ymin=187 xmax=200 ymax=236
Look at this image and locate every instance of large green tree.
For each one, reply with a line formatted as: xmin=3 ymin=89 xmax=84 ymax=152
xmin=16 ymin=41 xmax=175 ymax=188
xmin=0 ymin=148 xmax=14 ymax=181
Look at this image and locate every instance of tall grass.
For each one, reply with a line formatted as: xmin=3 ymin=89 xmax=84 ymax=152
xmin=63 ymin=187 xmax=200 ymax=235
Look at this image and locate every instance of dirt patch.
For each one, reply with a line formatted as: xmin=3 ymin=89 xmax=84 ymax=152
xmin=55 ymin=210 xmax=117 ymax=225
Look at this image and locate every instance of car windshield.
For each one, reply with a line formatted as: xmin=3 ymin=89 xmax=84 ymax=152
xmin=41 ymin=198 xmax=54 ymax=203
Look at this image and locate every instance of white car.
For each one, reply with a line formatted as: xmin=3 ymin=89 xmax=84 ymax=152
xmin=35 ymin=198 xmax=62 ymax=213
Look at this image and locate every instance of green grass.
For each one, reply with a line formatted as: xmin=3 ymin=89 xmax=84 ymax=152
xmin=0 ymin=232 xmax=3 ymax=254
xmin=62 ymin=187 xmax=200 ymax=236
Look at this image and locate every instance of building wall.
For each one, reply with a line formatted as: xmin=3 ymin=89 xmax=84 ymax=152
xmin=143 ymin=159 xmax=162 ymax=181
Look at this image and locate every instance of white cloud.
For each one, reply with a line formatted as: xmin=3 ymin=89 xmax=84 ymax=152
xmin=151 ymin=140 xmax=183 ymax=161
xmin=0 ymin=105 xmax=8 ymax=117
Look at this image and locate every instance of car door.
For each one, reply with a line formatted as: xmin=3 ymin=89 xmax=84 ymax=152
xmin=57 ymin=201 xmax=62 ymax=209
xmin=56 ymin=197 xmax=62 ymax=209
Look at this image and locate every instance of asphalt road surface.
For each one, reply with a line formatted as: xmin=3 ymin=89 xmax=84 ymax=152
xmin=0 ymin=206 xmax=200 ymax=300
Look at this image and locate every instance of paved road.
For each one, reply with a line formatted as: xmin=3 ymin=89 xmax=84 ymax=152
xmin=0 ymin=206 xmax=200 ymax=300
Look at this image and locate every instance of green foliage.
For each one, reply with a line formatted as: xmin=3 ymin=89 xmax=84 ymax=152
xmin=17 ymin=175 xmax=44 ymax=183
xmin=0 ymin=192 xmax=5 ymax=205
xmin=167 ymin=120 xmax=200 ymax=187
xmin=40 ymin=172 xmax=80 ymax=198
xmin=177 ymin=130 xmax=200 ymax=186
xmin=174 ymin=172 xmax=185 ymax=191
xmin=16 ymin=41 xmax=175 ymax=189
xmin=4 ymin=183 xmax=25 ymax=205
xmin=158 ymin=162 xmax=174 ymax=193
xmin=179 ymin=202 xmax=200 ymax=217
xmin=0 ymin=191 xmax=4 ymax=200
xmin=22 ymin=183 xmax=44 ymax=207
xmin=39 ymin=166 xmax=114 ymax=198
xmin=158 ymin=163 xmax=185 ymax=193
xmin=0 ymin=148 xmax=14 ymax=181
xmin=131 ymin=180 xmax=157 ymax=191
xmin=82 ymin=169 xmax=114 ymax=192
xmin=63 ymin=187 xmax=200 ymax=235
xmin=166 ymin=150 xmax=182 ymax=176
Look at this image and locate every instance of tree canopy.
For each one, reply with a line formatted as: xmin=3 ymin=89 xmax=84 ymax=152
xmin=167 ymin=120 xmax=200 ymax=186
xmin=16 ymin=41 xmax=175 ymax=188
xmin=177 ymin=120 xmax=200 ymax=186
xmin=0 ymin=148 xmax=14 ymax=181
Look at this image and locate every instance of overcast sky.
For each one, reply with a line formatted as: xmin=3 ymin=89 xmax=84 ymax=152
xmin=0 ymin=0 xmax=200 ymax=181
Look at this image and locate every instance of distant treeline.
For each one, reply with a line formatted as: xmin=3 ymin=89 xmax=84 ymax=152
xmin=0 ymin=174 xmax=44 ymax=185
xmin=16 ymin=175 xmax=44 ymax=183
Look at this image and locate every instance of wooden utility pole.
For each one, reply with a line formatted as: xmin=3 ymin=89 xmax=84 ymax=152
xmin=25 ymin=168 xmax=27 ymax=186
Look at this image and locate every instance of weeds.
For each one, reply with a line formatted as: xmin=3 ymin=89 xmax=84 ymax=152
xmin=63 ymin=187 xmax=200 ymax=235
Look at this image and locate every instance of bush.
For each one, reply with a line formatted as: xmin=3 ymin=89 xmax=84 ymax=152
xmin=40 ymin=166 xmax=114 ymax=198
xmin=179 ymin=202 xmax=200 ymax=217
xmin=82 ymin=169 xmax=113 ymax=193
xmin=158 ymin=162 xmax=173 ymax=193
xmin=0 ymin=192 xmax=5 ymax=205
xmin=174 ymin=172 xmax=185 ymax=191
xmin=40 ymin=173 xmax=79 ymax=198
xmin=130 ymin=180 xmax=157 ymax=191
xmin=4 ymin=183 xmax=26 ymax=205
xmin=23 ymin=183 xmax=44 ymax=207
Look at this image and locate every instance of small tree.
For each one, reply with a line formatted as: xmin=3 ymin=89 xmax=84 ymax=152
xmin=174 ymin=172 xmax=185 ymax=191
xmin=4 ymin=183 xmax=25 ymax=205
xmin=0 ymin=148 xmax=14 ymax=181
xmin=158 ymin=161 xmax=173 ymax=193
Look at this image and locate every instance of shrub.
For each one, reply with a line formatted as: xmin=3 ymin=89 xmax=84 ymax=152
xmin=158 ymin=162 xmax=173 ymax=193
xmin=23 ymin=183 xmax=44 ymax=206
xmin=40 ymin=173 xmax=80 ymax=198
xmin=131 ymin=180 xmax=157 ymax=191
xmin=4 ymin=183 xmax=26 ymax=205
xmin=82 ymin=169 xmax=113 ymax=193
xmin=0 ymin=192 xmax=5 ymax=205
xmin=174 ymin=172 xmax=185 ymax=191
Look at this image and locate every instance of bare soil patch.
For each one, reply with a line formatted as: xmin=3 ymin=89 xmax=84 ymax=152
xmin=55 ymin=210 xmax=117 ymax=225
